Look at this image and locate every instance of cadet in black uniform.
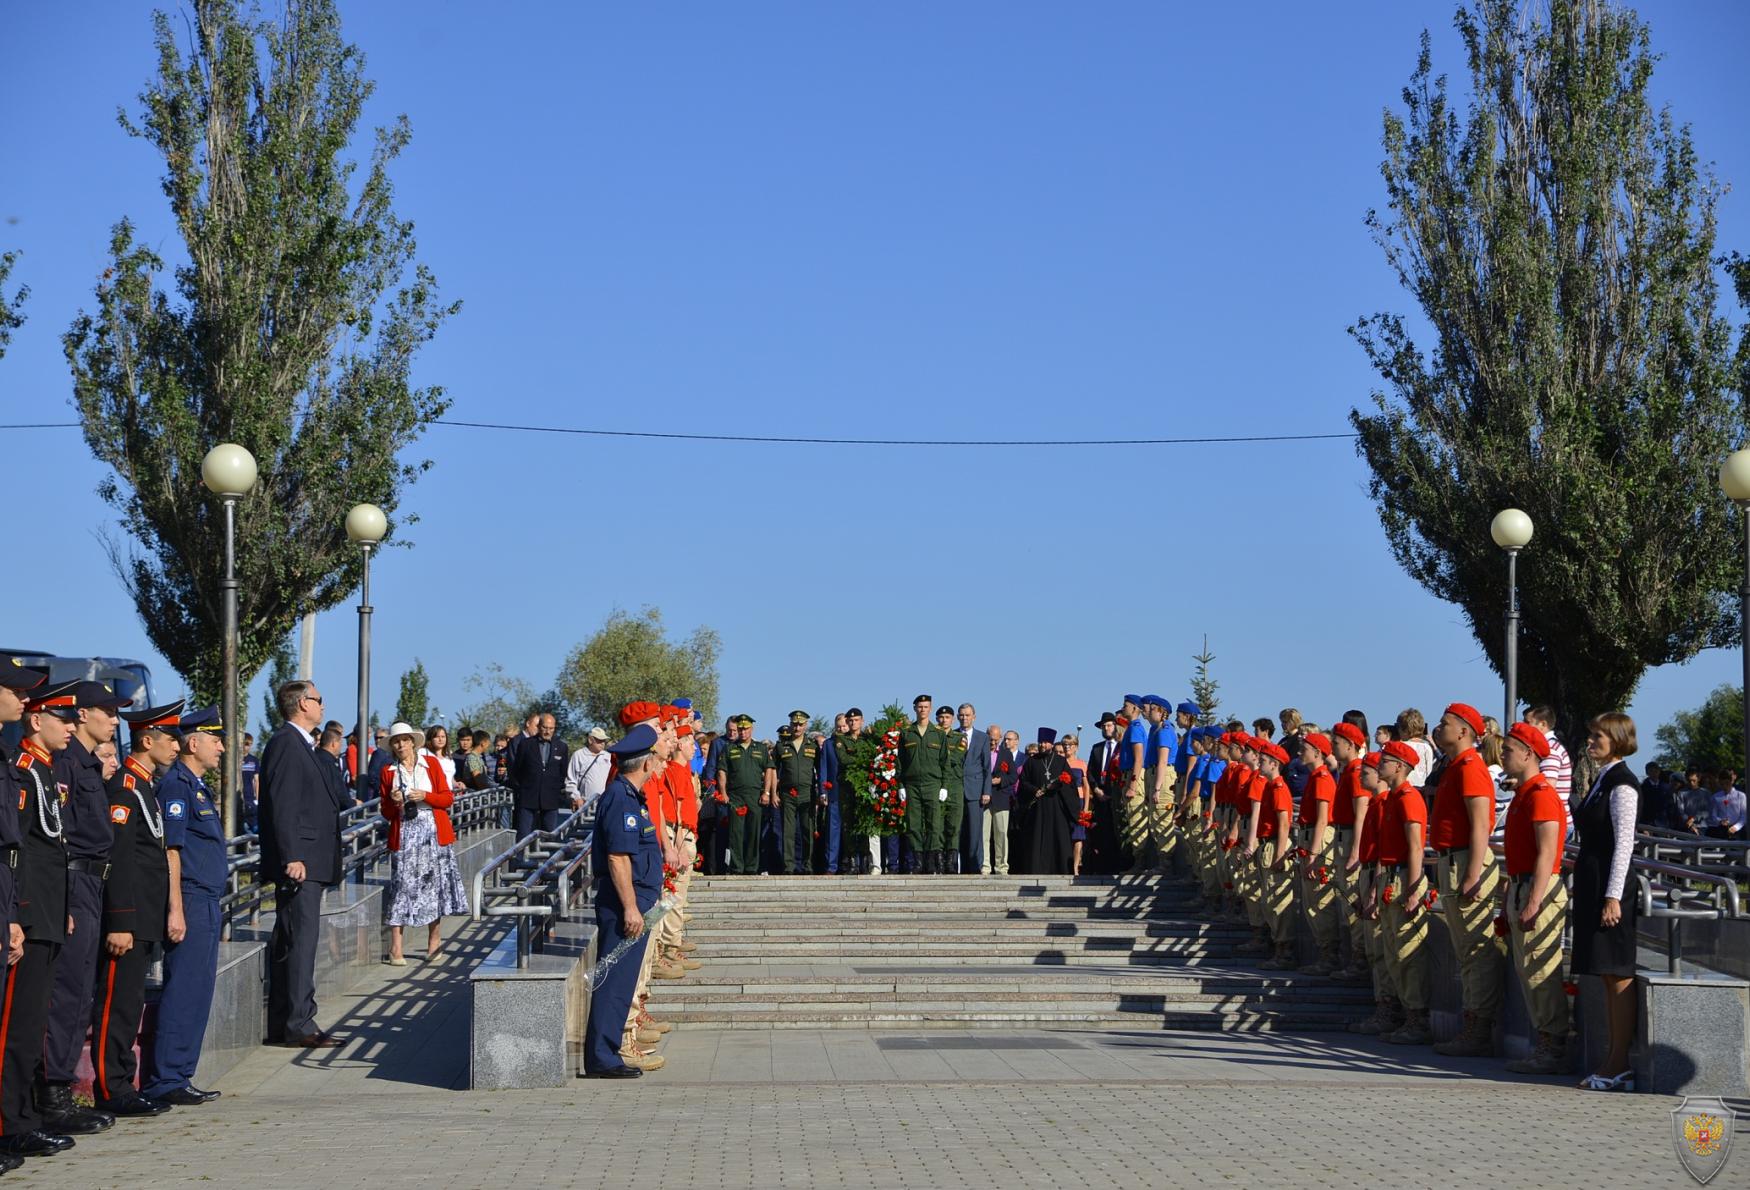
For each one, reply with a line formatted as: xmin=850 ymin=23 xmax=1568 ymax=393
xmin=0 ymin=681 xmax=80 ymax=1160
xmin=41 ymin=679 xmax=128 ymax=1136
xmin=90 ymin=702 xmax=186 ymax=1117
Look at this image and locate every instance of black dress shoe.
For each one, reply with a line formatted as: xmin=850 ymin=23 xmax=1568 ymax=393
xmin=0 ymin=1129 xmax=75 ymax=1156
xmin=582 ymin=1065 xmax=643 ymax=1079
xmin=96 ymin=1094 xmax=173 ymax=1117
xmin=42 ymin=1106 xmax=112 ymax=1134
xmin=149 ymin=1087 xmax=213 ymax=1107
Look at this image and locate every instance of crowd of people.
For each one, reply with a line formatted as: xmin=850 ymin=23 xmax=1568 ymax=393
xmin=676 ymin=692 xmax=1652 ymax=1095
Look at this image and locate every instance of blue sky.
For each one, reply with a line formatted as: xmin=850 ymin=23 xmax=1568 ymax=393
xmin=5 ymin=1 xmax=1749 ymax=746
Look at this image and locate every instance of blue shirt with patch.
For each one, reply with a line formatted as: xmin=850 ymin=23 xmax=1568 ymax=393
xmin=157 ymin=759 xmax=228 ymax=897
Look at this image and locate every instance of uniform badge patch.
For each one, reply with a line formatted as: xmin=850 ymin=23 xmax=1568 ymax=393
xmin=624 ymin=813 xmax=638 ymax=829
xmin=111 ymin=805 xmax=131 ymax=824
xmin=166 ymin=800 xmax=186 ymax=819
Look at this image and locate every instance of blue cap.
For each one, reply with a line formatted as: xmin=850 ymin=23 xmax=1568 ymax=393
xmin=179 ymin=706 xmax=225 ymax=734
xmin=609 ymin=723 xmax=658 ymax=760
xmin=1177 ymin=701 xmax=1200 ymax=718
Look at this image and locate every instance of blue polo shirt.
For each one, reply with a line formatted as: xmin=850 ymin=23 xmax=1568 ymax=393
xmin=158 ymin=759 xmax=228 ymax=898
xmin=1119 ymin=720 xmax=1149 ymax=771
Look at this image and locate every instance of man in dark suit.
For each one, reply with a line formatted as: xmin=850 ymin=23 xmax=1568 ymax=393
xmin=959 ymin=711 xmax=995 ymax=875
xmin=509 ymin=712 xmax=569 ymax=836
xmin=259 ymin=680 xmax=344 ymax=1049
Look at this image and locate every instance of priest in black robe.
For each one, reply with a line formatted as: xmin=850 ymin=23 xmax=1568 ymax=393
xmin=1018 ymin=728 xmax=1078 ymax=875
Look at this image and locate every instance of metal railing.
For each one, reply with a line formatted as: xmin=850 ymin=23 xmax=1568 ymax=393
xmin=219 ymin=785 xmax=514 ymax=931
xmin=470 ymin=809 xmax=596 ymax=967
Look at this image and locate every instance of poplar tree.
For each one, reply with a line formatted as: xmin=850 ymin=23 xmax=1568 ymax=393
xmin=65 ymin=0 xmax=457 ymax=702
xmin=1350 ymin=0 xmax=1746 ymax=744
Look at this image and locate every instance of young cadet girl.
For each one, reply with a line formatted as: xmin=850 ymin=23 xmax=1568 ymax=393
xmin=1348 ymin=752 xmax=1401 ymax=1035
xmin=1253 ymin=742 xmax=1299 ymax=970
xmin=1375 ymin=740 xmax=1433 ymax=1045
xmin=1295 ymin=732 xmax=1341 ymax=974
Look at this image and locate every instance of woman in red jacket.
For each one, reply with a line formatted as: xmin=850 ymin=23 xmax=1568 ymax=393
xmin=381 ymin=722 xmax=469 ymax=965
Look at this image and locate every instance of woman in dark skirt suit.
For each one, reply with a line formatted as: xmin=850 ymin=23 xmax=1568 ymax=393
xmin=1571 ymin=712 xmax=1641 ymax=1092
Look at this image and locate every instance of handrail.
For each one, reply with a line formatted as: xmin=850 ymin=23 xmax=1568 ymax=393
xmin=470 ymin=808 xmax=596 ymax=967
xmin=220 ymin=785 xmax=514 ymax=932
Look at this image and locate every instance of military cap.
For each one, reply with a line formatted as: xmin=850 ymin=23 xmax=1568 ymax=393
xmin=123 ymin=700 xmax=188 ymax=738
xmin=24 ymin=680 xmax=81 ymax=719
xmin=179 ymin=706 xmax=225 ymax=734
xmin=72 ymin=680 xmax=129 ymax=711
xmin=0 ymin=659 xmax=48 ymax=692
xmin=788 ymin=710 xmax=810 ymax=724
xmin=609 ymin=723 xmax=659 ymax=762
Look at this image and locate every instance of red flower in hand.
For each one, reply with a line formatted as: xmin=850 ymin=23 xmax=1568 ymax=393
xmin=1058 ymin=772 xmax=1072 ymax=784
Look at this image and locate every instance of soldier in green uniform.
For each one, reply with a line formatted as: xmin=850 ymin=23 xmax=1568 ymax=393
xmin=715 ymin=715 xmax=773 ymax=875
xmin=938 ymin=704 xmax=968 ymax=874
xmin=773 ymin=711 xmax=819 ymax=874
xmin=898 ymin=695 xmax=950 ymax=874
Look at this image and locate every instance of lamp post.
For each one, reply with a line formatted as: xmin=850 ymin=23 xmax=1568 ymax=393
xmin=1718 ymin=451 xmax=1750 ymax=768
xmin=201 ymin=443 xmax=258 ymax=837
xmin=1490 ymin=508 xmax=1535 ymax=727
xmin=346 ymin=503 xmax=388 ymax=797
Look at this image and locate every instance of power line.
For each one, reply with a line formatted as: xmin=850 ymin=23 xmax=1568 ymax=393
xmin=1 ymin=418 xmax=1361 ymax=447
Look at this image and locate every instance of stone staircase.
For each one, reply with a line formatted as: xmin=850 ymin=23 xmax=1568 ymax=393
xmin=647 ymin=874 xmax=1371 ymax=1032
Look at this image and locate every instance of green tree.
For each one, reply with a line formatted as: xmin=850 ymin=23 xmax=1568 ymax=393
xmin=64 ymin=0 xmax=458 ymax=704
xmin=553 ymin=607 xmax=720 ymax=732
xmin=395 ymin=659 xmax=430 ymax=728
xmin=1653 ymin=685 xmax=1745 ymax=775
xmin=0 ymin=249 xmax=26 ymax=360
xmin=1188 ymin=636 xmax=1220 ymax=727
xmin=256 ymin=632 xmax=295 ymax=738
xmin=455 ymin=662 xmax=537 ymax=736
xmin=1350 ymin=0 xmax=1746 ymax=747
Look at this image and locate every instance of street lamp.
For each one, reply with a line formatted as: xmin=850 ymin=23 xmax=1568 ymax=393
xmin=202 ymin=443 xmax=258 ymax=836
xmin=1718 ymin=451 xmax=1750 ymax=768
xmin=346 ymin=503 xmax=388 ymax=797
xmin=1490 ymin=508 xmax=1534 ymax=727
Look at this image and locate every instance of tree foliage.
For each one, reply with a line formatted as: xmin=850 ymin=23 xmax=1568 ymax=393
xmin=553 ymin=607 xmax=720 ymax=733
xmin=1188 ymin=636 xmax=1220 ymax=727
xmin=1653 ymin=684 xmax=1744 ymax=774
xmin=64 ymin=0 xmax=458 ymax=703
xmin=395 ymin=659 xmax=429 ymax=729
xmin=1349 ymin=0 xmax=1746 ymax=744
xmin=0 ymin=249 xmax=26 ymax=360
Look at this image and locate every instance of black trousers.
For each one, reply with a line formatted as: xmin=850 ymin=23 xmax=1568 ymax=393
xmin=43 ymin=869 xmax=103 ymax=1084
xmin=90 ymin=942 xmax=153 ymax=1102
xmin=267 ymin=879 xmax=327 ymax=1042
xmin=0 ymin=940 xmax=58 ymax=1135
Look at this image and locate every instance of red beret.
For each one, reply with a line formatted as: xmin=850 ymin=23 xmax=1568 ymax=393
xmin=1508 ymin=721 xmax=1550 ymax=760
xmin=1333 ymin=722 xmax=1367 ymax=749
xmin=1381 ymin=740 xmax=1421 ymax=770
xmin=1304 ymin=732 xmax=1333 ymax=757
xmin=1260 ymin=742 xmax=1290 ymax=765
xmin=619 ymin=700 xmax=661 ymax=727
xmin=1445 ymin=702 xmax=1485 ymax=739
xmin=1361 ymin=751 xmax=1382 ymax=770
